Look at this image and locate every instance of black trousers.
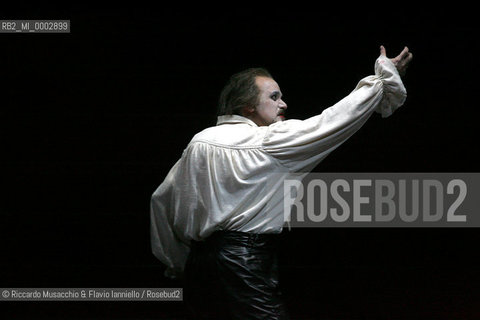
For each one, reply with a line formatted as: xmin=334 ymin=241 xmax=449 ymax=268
xmin=184 ymin=230 xmax=289 ymax=320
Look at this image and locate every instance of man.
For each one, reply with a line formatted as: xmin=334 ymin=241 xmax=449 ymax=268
xmin=151 ymin=46 xmax=412 ymax=319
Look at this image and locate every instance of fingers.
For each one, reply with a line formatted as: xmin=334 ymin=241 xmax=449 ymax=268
xmin=399 ymin=47 xmax=413 ymax=67
xmin=397 ymin=46 xmax=410 ymax=60
xmin=380 ymin=45 xmax=413 ymax=60
xmin=379 ymin=45 xmax=413 ymax=77
xmin=380 ymin=45 xmax=386 ymax=56
xmin=404 ymin=51 xmax=413 ymax=63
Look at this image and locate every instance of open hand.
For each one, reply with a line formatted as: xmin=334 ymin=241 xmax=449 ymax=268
xmin=380 ymin=45 xmax=413 ymax=77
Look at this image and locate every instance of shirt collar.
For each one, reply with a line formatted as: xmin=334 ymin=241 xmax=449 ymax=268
xmin=216 ymin=115 xmax=258 ymax=127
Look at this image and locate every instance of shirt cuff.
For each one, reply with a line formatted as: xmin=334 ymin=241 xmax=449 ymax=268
xmin=374 ymin=55 xmax=407 ymax=118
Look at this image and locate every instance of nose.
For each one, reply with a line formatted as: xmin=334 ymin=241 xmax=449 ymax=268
xmin=279 ymin=99 xmax=287 ymax=110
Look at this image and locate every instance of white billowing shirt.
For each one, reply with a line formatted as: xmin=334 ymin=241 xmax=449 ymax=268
xmin=151 ymin=55 xmax=407 ymax=276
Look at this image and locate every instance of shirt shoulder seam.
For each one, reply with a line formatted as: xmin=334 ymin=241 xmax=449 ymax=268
xmin=261 ymin=126 xmax=293 ymax=172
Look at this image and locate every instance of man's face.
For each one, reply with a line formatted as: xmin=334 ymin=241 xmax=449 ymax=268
xmin=250 ymin=76 xmax=288 ymax=126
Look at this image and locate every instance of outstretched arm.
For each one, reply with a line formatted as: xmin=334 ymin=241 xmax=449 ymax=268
xmin=264 ymin=46 xmax=412 ymax=172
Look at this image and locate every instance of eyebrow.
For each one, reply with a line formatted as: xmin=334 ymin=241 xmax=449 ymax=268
xmin=270 ymin=90 xmax=282 ymax=97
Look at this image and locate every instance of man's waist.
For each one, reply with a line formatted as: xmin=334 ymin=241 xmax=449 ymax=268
xmin=192 ymin=230 xmax=281 ymax=248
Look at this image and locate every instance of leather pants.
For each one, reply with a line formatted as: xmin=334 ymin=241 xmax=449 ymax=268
xmin=184 ymin=230 xmax=289 ymax=320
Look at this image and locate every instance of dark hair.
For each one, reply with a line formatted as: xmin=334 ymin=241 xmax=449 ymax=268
xmin=217 ymin=67 xmax=272 ymax=116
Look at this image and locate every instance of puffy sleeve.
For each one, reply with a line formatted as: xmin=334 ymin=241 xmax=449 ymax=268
xmin=263 ymin=55 xmax=406 ymax=172
xmin=150 ymin=159 xmax=190 ymax=279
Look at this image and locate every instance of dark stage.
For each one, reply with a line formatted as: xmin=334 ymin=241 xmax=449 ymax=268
xmin=1 ymin=5 xmax=479 ymax=319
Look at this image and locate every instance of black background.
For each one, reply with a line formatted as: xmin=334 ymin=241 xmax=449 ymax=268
xmin=1 ymin=4 xmax=479 ymax=319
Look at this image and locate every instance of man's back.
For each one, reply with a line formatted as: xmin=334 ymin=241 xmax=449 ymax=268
xmin=151 ymin=48 xmax=412 ymax=319
xmin=152 ymin=49 xmax=409 ymax=278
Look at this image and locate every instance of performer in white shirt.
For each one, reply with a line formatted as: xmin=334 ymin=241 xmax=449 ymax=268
xmin=151 ymin=45 xmax=412 ymax=319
